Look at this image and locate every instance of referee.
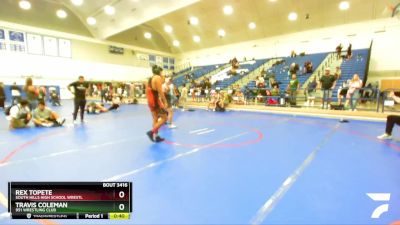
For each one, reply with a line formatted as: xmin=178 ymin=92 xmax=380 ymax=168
xmin=68 ymin=75 xmax=89 ymax=124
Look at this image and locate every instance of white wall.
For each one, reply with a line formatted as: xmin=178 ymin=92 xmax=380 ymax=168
xmin=0 ymin=51 xmax=152 ymax=84
xmin=176 ymin=18 xmax=400 ymax=74
xmin=0 ymin=51 xmax=153 ymax=98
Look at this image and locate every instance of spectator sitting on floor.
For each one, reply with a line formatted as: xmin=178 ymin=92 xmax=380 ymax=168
xmin=8 ymin=99 xmax=31 ymax=129
xmin=49 ymin=88 xmax=61 ymax=106
xmin=207 ymin=91 xmax=219 ymax=111
xmin=33 ymin=101 xmax=65 ymax=127
xmin=86 ymin=99 xmax=120 ymax=114
xmin=87 ymin=102 xmax=108 ymax=114
xmin=109 ymin=96 xmax=121 ymax=111
xmin=215 ymin=91 xmax=227 ymax=112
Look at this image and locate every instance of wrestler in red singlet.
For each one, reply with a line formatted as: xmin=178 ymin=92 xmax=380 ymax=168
xmin=146 ymin=65 xmax=168 ymax=142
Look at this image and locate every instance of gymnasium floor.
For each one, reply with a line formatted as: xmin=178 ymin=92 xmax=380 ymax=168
xmin=0 ymin=101 xmax=399 ymax=225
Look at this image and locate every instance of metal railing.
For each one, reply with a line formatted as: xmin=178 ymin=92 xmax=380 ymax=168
xmin=224 ymin=86 xmax=381 ymax=112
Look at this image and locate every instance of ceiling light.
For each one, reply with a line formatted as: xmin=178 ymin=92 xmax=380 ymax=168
xmin=56 ymin=9 xmax=68 ymax=18
xmin=173 ymin=40 xmax=180 ymax=47
xmin=249 ymin=22 xmax=256 ymax=29
xmin=19 ymin=0 xmax=31 ymax=10
xmin=269 ymin=0 xmax=277 ymax=2
xmin=189 ymin=17 xmax=199 ymax=25
xmin=104 ymin=5 xmax=115 ymax=15
xmin=288 ymin=12 xmax=298 ymax=21
xmin=70 ymin=0 xmax=83 ymax=6
xmin=339 ymin=1 xmax=350 ymax=10
xmin=193 ymin=35 xmax=200 ymax=43
xmin=223 ymin=5 xmax=233 ymax=15
xmin=86 ymin=17 xmax=96 ymax=25
xmin=164 ymin=25 xmax=173 ymax=33
xmin=218 ymin=29 xmax=226 ymax=37
xmin=144 ymin=32 xmax=152 ymax=39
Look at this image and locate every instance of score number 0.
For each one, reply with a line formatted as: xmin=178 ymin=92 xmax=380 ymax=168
xmin=119 ymin=191 xmax=125 ymax=211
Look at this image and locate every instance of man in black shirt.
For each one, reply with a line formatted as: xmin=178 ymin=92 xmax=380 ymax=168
xmin=68 ymin=76 xmax=89 ymax=124
xmin=319 ymin=68 xmax=336 ymax=109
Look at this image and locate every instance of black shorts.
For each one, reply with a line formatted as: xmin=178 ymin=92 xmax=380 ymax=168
xmin=339 ymin=88 xmax=348 ymax=96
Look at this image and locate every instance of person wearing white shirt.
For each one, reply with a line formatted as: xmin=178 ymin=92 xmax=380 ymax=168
xmin=9 ymin=99 xmax=31 ymax=129
xmin=344 ymin=74 xmax=363 ymax=111
xmin=162 ymin=78 xmax=177 ymax=129
xmin=10 ymin=82 xmax=21 ymax=105
xmin=180 ymin=85 xmax=188 ymax=111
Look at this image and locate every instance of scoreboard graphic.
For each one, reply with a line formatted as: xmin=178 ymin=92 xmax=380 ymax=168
xmin=8 ymin=182 xmax=132 ymax=220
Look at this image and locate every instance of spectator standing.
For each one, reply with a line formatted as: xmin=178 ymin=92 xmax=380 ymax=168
xmin=287 ymin=74 xmax=300 ymax=106
xmin=336 ymin=43 xmax=343 ymax=59
xmin=377 ymin=91 xmax=400 ymax=140
xmin=344 ymin=74 xmax=363 ymax=111
xmin=318 ymin=68 xmax=336 ymax=109
xmin=24 ymin=77 xmax=38 ymax=110
xmin=346 ymin=43 xmax=352 ymax=60
xmin=180 ymin=85 xmax=188 ymax=111
xmin=305 ymin=78 xmax=317 ymax=107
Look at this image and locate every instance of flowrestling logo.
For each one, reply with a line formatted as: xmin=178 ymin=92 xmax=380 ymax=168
xmin=367 ymin=193 xmax=391 ymax=219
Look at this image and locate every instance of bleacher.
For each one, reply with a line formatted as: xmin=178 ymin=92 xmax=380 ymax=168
xmin=212 ymin=59 xmax=269 ymax=90
xmin=173 ymin=63 xmax=225 ymax=87
xmin=246 ymin=52 xmax=328 ymax=92
xmin=332 ymin=49 xmax=369 ymax=100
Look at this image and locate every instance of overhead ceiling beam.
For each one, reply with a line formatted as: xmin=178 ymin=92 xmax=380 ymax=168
xmin=97 ymin=0 xmax=200 ymax=40
xmin=43 ymin=0 xmax=97 ymax=38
